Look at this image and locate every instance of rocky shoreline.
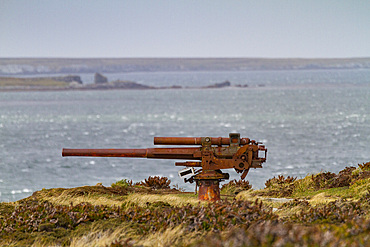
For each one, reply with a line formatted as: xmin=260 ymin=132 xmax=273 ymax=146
xmin=0 ymin=73 xmax=254 ymax=92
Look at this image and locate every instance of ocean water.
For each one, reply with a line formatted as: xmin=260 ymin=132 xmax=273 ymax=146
xmin=1 ymin=69 xmax=369 ymax=202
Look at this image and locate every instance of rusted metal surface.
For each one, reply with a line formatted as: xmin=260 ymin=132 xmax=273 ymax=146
xmin=62 ymin=148 xmax=148 ymax=158
xmin=63 ymin=147 xmax=200 ymax=160
xmin=62 ymin=133 xmax=267 ymax=202
xmin=154 ymin=136 xmax=250 ymax=146
xmin=175 ymin=161 xmax=202 ymax=167
xmin=197 ymin=179 xmax=221 ymax=201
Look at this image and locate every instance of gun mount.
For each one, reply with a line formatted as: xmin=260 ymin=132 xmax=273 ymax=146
xmin=62 ymin=133 xmax=267 ymax=201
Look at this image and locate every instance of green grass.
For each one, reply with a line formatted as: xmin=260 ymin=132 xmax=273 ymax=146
xmin=292 ymin=174 xmax=370 ymax=200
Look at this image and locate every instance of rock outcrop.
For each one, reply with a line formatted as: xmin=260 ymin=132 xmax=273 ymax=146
xmin=94 ymin=73 xmax=108 ymax=84
xmin=52 ymin=75 xmax=82 ymax=84
xmin=111 ymin=80 xmax=154 ymax=89
xmin=204 ymin=80 xmax=231 ymax=88
xmin=85 ymin=80 xmax=154 ymax=90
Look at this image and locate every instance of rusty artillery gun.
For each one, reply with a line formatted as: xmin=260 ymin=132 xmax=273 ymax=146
xmin=62 ymin=133 xmax=267 ymax=201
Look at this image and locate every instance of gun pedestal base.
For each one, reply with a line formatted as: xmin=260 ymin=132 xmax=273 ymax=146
xmin=194 ymin=170 xmax=229 ymax=201
xmin=197 ymin=179 xmax=221 ymax=201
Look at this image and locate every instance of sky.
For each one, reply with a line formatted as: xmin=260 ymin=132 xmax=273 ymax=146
xmin=1 ymin=0 xmax=370 ymax=58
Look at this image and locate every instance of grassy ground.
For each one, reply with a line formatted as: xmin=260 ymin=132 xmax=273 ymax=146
xmin=0 ymin=77 xmax=69 ymax=87
xmin=1 ymin=164 xmax=369 ymax=246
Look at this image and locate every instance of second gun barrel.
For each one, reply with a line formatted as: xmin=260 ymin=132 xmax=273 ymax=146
xmin=154 ymin=137 xmax=250 ymax=145
xmin=62 ymin=148 xmax=148 ymax=157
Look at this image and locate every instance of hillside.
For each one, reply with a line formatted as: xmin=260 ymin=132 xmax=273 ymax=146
xmin=1 ymin=57 xmax=370 ymax=76
xmin=0 ymin=162 xmax=369 ymax=246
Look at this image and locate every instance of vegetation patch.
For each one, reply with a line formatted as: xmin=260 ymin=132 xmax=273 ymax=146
xmin=0 ymin=77 xmax=68 ymax=87
xmin=1 ymin=196 xmax=274 ymax=246
xmin=191 ymin=218 xmax=370 ymax=247
xmin=136 ymin=176 xmax=172 ymax=189
xmin=1 ymin=162 xmax=369 ymax=246
xmin=254 ymin=175 xmax=297 ymax=197
xmin=221 ymin=179 xmax=252 ymax=195
xmin=252 ymin=162 xmax=370 ymax=200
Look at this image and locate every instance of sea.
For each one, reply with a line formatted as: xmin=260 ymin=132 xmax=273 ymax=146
xmin=1 ymin=69 xmax=369 ymax=202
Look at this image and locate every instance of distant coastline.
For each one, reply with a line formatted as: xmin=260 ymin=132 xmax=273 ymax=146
xmin=1 ymin=57 xmax=370 ymax=76
xmin=0 ymin=74 xmax=253 ymax=92
xmin=1 ymin=57 xmax=369 ymax=92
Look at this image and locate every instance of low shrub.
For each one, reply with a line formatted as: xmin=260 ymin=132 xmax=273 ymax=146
xmin=256 ymin=175 xmax=297 ymax=197
xmin=136 ymin=176 xmax=171 ymax=189
xmin=111 ymin=179 xmax=133 ymax=188
xmin=221 ymin=179 xmax=252 ymax=195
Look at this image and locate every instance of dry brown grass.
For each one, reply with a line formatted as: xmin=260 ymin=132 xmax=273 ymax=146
xmin=69 ymin=226 xmax=132 ymax=247
xmin=308 ymin=192 xmax=339 ymax=206
xmin=0 ymin=77 xmax=67 ymax=87
xmin=44 ymin=193 xmax=126 ymax=207
xmin=137 ymin=225 xmax=205 ymax=247
xmin=236 ymin=190 xmax=289 ymax=209
xmin=125 ymin=193 xmax=200 ymax=207
xmin=30 ymin=185 xmax=199 ymax=209
xmin=32 ymin=187 xmax=127 ymax=207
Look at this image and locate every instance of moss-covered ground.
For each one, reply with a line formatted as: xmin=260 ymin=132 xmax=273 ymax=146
xmin=1 ymin=163 xmax=369 ymax=246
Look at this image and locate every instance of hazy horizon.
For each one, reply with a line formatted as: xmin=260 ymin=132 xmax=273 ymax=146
xmin=2 ymin=57 xmax=370 ymax=60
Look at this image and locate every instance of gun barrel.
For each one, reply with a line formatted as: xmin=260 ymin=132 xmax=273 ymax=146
xmin=62 ymin=148 xmax=148 ymax=158
xmin=154 ymin=137 xmax=250 ymax=145
xmin=62 ymin=147 xmax=200 ymax=160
